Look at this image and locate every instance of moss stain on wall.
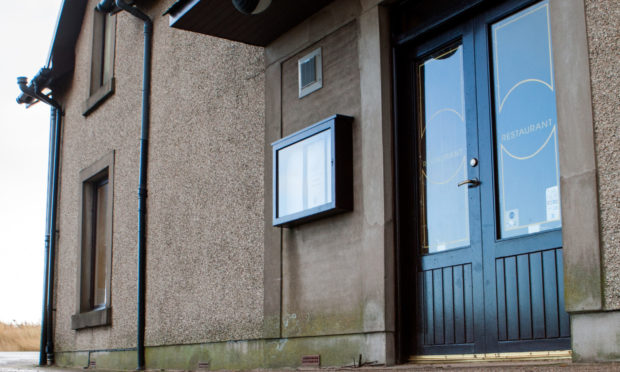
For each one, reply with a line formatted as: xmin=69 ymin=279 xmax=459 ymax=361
xmin=55 ymin=332 xmax=386 ymax=370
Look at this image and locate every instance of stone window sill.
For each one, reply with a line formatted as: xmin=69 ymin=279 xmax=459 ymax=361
xmin=82 ymin=78 xmax=115 ymax=116
xmin=71 ymin=307 xmax=111 ymax=330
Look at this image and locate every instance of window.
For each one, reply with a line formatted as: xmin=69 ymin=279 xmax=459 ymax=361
xmin=82 ymin=8 xmax=116 ymax=116
xmin=71 ymin=151 xmax=114 ymax=330
xmin=407 ymin=0 xmax=562 ymax=252
xmin=489 ymin=1 xmax=561 ymax=238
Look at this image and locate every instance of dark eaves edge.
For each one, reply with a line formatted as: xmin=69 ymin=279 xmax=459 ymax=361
xmin=162 ymin=0 xmax=193 ymax=16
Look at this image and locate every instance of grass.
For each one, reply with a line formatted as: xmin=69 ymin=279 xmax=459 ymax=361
xmin=0 ymin=322 xmax=40 ymax=351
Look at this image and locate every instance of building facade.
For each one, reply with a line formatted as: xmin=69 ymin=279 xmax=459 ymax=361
xmin=17 ymin=0 xmax=619 ymax=369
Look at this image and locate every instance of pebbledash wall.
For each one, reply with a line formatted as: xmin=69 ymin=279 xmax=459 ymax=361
xmin=570 ymin=0 xmax=620 ymax=361
xmin=585 ymin=0 xmax=620 ymax=311
xmin=49 ymin=0 xmax=619 ymax=369
xmin=53 ymin=0 xmax=266 ymax=368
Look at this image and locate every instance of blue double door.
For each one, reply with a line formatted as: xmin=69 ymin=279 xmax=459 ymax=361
xmin=395 ymin=0 xmax=571 ymax=355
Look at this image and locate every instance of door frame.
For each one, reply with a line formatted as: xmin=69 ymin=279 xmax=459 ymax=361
xmin=391 ymin=0 xmax=597 ymax=362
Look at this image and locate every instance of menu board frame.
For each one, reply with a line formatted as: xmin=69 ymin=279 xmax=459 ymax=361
xmin=272 ymin=115 xmax=353 ymax=227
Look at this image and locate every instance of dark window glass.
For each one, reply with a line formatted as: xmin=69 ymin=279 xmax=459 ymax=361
xmin=91 ymin=179 xmax=109 ymax=309
xmin=90 ymin=10 xmax=115 ymax=95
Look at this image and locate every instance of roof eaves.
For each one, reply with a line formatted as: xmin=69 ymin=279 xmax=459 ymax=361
xmin=46 ymin=0 xmax=88 ymax=89
xmin=162 ymin=0 xmax=193 ymax=16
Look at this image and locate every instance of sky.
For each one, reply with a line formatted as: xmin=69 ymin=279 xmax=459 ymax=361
xmin=0 ymin=0 xmax=63 ymax=324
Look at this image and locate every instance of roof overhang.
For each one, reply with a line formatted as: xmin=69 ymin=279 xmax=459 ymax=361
xmin=47 ymin=0 xmax=88 ymax=89
xmin=164 ymin=0 xmax=335 ymax=46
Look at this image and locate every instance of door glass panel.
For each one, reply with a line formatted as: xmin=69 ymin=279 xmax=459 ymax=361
xmin=417 ymin=44 xmax=470 ymax=254
xmin=491 ymin=0 xmax=561 ymax=239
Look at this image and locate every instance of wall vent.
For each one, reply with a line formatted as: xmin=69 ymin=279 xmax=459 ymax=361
xmin=197 ymin=361 xmax=210 ymax=370
xmin=301 ymin=354 xmax=320 ymax=367
xmin=298 ymin=48 xmax=322 ymax=98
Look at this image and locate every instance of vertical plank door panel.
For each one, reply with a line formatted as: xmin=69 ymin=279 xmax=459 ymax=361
xmin=453 ymin=265 xmax=466 ymax=344
xmin=417 ymin=271 xmax=426 ymax=346
xmin=530 ymin=252 xmax=545 ymax=339
xmin=505 ymin=256 xmax=519 ymax=340
xmin=496 ymin=258 xmax=507 ymax=341
xmin=517 ymin=254 xmax=533 ymax=340
xmin=433 ymin=268 xmax=445 ymax=344
xmin=443 ymin=267 xmax=455 ymax=344
xmin=464 ymin=264 xmax=474 ymax=343
xmin=424 ymin=270 xmax=434 ymax=345
xmin=542 ymin=249 xmax=559 ymax=338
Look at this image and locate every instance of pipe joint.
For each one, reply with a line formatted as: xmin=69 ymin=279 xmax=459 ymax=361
xmin=17 ymin=78 xmax=35 ymax=106
xmin=138 ymin=187 xmax=147 ymax=198
xmin=96 ymin=0 xmax=116 ymax=13
xmin=144 ymin=20 xmax=153 ymax=35
xmin=16 ymin=75 xmax=62 ymax=112
xmin=115 ymin=0 xmax=152 ymax=24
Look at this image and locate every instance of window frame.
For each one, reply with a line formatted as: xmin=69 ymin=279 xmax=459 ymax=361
xmin=298 ymin=47 xmax=323 ymax=98
xmin=71 ymin=151 xmax=114 ymax=330
xmin=82 ymin=8 xmax=116 ymax=116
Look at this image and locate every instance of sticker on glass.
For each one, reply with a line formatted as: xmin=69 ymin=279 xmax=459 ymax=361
xmin=546 ymin=185 xmax=560 ymax=221
xmin=505 ymin=209 xmax=519 ymax=229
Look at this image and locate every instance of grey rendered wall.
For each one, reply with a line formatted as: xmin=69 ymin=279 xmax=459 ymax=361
xmin=279 ymin=21 xmax=365 ymax=338
xmin=264 ymin=0 xmax=395 ymax=363
xmin=53 ymin=0 xmax=264 ymax=353
xmin=584 ymin=0 xmax=620 ymax=311
xmin=546 ymin=0 xmax=619 ymax=361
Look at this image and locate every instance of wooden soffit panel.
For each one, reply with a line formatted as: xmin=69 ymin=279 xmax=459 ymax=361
xmin=165 ymin=0 xmax=334 ymax=46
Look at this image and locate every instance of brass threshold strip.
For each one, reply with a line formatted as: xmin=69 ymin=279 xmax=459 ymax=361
xmin=409 ymin=350 xmax=572 ymax=364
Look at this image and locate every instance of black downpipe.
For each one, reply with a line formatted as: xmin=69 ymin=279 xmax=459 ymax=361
xmin=17 ymin=74 xmax=63 ymax=366
xmin=97 ymin=1 xmax=152 ymax=369
xmin=46 ymin=107 xmax=62 ymax=365
xmin=38 ymin=108 xmax=55 ymax=366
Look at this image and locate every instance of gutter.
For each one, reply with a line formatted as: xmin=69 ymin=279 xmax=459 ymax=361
xmin=96 ymin=1 xmax=152 ymax=369
xmin=17 ymin=70 xmax=63 ymax=366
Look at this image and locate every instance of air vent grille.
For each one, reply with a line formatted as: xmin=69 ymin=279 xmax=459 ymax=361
xmin=298 ymin=48 xmax=322 ymax=98
xmin=197 ymin=361 xmax=210 ymax=370
xmin=301 ymin=354 xmax=320 ymax=367
xmin=300 ymin=56 xmax=317 ymax=88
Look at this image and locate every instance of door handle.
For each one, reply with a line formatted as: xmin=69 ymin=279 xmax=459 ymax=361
xmin=458 ymin=178 xmax=480 ymax=187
